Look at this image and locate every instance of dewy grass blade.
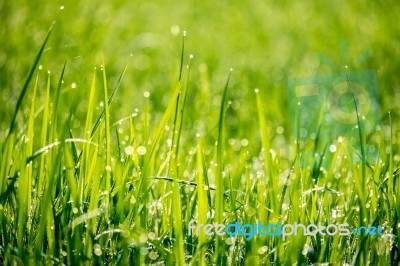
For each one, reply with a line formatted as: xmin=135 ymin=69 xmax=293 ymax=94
xmin=255 ymin=88 xmax=278 ymax=212
xmin=36 ymin=72 xmax=51 ymax=202
xmin=178 ymin=31 xmax=186 ymax=81
xmin=214 ymin=69 xmax=232 ymax=264
xmin=90 ymin=61 xmax=129 ymax=139
xmin=17 ymin=74 xmax=38 ymax=258
xmin=101 ymin=56 xmax=112 ymax=219
xmin=168 ymin=54 xmax=192 ymax=265
xmin=1 ymin=5 xmax=398 ymax=263
xmin=196 ymin=141 xmax=209 ymax=256
xmin=344 ymin=67 xmax=367 ymax=218
xmin=50 ymin=62 xmax=66 ymax=140
xmin=131 ymin=81 xmax=182 ymax=216
xmin=6 ymin=22 xmax=54 ymax=141
xmin=388 ymin=111 xmax=395 ymax=212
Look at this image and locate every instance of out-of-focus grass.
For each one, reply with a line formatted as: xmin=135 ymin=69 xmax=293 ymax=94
xmin=1 ymin=0 xmax=400 ymax=136
xmin=0 ymin=0 xmax=399 ymax=265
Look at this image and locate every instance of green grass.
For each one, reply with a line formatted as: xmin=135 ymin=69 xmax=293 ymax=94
xmin=1 ymin=0 xmax=400 ymax=265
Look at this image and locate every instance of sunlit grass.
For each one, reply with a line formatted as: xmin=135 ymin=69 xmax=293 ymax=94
xmin=1 ymin=1 xmax=400 ymax=265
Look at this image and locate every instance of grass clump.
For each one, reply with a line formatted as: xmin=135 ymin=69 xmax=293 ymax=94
xmin=1 ymin=1 xmax=400 ymax=265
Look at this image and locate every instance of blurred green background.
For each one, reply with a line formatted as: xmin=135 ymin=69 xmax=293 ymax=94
xmin=1 ymin=1 xmax=400 ymax=264
xmin=1 ymin=0 xmax=400 ymax=144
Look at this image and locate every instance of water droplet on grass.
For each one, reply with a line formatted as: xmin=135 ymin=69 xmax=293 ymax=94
xmin=139 ymin=234 xmax=148 ymax=243
xmin=276 ymin=126 xmax=284 ymax=134
xmin=258 ymin=246 xmax=268 ymax=254
xmin=125 ymin=146 xmax=134 ymax=155
xmin=329 ymin=144 xmax=337 ymax=153
xmin=137 ymin=146 xmax=147 ymax=155
xmin=130 ymin=196 xmax=136 ymax=204
xmin=149 ymin=251 xmax=159 ymax=260
xmin=170 ymin=25 xmax=180 ymax=36
xmin=94 ymin=244 xmax=102 ymax=256
xmin=140 ymin=247 xmax=149 ymax=255
xmin=226 ymin=237 xmax=235 ymax=245
xmin=240 ymin=139 xmax=249 ymax=147
xmin=148 ymin=232 xmax=156 ymax=240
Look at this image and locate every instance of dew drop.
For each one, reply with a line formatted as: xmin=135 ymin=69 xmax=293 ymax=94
xmin=226 ymin=237 xmax=235 ymax=245
xmin=149 ymin=251 xmax=159 ymax=260
xmin=137 ymin=146 xmax=147 ymax=155
xmin=124 ymin=146 xmax=134 ymax=155
xmin=139 ymin=233 xmax=148 ymax=243
xmin=240 ymin=139 xmax=249 ymax=147
xmin=140 ymin=247 xmax=149 ymax=255
xmin=170 ymin=25 xmax=180 ymax=36
xmin=94 ymin=244 xmax=102 ymax=256
xmin=258 ymin=246 xmax=268 ymax=255
xmin=148 ymin=232 xmax=156 ymax=240
xmin=130 ymin=196 xmax=136 ymax=204
xmin=329 ymin=144 xmax=337 ymax=153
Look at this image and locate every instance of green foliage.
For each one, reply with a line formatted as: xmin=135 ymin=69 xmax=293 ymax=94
xmin=0 ymin=0 xmax=400 ymax=265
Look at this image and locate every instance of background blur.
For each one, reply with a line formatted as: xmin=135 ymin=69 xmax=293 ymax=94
xmin=1 ymin=0 xmax=400 ymax=145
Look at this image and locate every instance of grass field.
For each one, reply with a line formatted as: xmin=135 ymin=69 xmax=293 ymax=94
xmin=1 ymin=0 xmax=400 ymax=265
